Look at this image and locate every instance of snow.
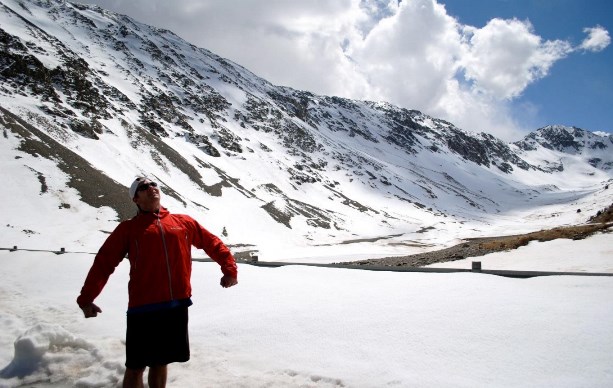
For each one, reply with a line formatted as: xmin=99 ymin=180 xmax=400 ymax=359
xmin=1 ymin=234 xmax=612 ymax=387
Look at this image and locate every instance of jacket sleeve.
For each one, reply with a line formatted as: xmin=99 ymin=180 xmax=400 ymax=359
xmin=188 ymin=217 xmax=238 ymax=279
xmin=76 ymin=222 xmax=130 ymax=308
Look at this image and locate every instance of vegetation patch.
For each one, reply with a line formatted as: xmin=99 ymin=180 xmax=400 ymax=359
xmin=475 ymin=223 xmax=612 ymax=252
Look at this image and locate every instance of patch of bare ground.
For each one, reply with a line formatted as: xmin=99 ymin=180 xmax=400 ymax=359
xmin=340 ymin=203 xmax=613 ymax=268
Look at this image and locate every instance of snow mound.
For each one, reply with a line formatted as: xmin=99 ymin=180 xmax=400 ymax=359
xmin=0 ymin=323 xmax=122 ymax=387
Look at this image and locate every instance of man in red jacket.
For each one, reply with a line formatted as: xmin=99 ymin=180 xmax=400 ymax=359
xmin=77 ymin=177 xmax=238 ymax=388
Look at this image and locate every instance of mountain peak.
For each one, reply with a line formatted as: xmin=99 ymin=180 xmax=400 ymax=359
xmin=515 ymin=125 xmax=612 ymax=162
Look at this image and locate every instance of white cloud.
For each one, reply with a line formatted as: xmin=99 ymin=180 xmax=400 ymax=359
xmin=579 ymin=25 xmax=611 ymax=52
xmin=349 ymin=0 xmax=464 ymax=109
xmin=459 ymin=18 xmax=573 ymax=100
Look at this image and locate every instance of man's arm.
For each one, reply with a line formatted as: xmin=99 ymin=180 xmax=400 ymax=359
xmin=76 ymin=223 xmax=129 ymax=317
xmin=187 ymin=217 xmax=238 ymax=285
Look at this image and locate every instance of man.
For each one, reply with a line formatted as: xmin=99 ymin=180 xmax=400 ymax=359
xmin=77 ymin=177 xmax=238 ymax=388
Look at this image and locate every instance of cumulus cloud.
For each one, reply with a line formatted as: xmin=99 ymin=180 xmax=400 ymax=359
xmin=579 ymin=25 xmax=611 ymax=52
xmin=80 ymin=0 xmax=608 ymax=141
xmin=459 ymin=18 xmax=573 ymax=100
xmin=349 ymin=0 xmax=464 ymax=109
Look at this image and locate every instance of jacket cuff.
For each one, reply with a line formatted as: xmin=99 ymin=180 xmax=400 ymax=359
xmin=76 ymin=295 xmax=91 ymax=308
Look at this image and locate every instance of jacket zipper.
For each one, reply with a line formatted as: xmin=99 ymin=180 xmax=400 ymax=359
xmin=157 ymin=216 xmax=174 ymax=300
xmin=134 ymin=240 xmax=139 ymax=269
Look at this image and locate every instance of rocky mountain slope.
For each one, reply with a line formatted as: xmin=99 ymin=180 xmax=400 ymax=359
xmin=1 ymin=0 xmax=611 ymax=261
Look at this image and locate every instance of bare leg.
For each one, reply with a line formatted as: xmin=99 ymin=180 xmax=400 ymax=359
xmin=123 ymin=367 xmax=145 ymax=388
xmin=148 ymin=365 xmax=168 ymax=388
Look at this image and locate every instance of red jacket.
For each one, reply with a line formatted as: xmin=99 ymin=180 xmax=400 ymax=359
xmin=77 ymin=207 xmax=237 ymax=309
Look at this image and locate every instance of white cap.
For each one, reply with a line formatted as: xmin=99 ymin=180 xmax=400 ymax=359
xmin=129 ymin=177 xmax=148 ymax=199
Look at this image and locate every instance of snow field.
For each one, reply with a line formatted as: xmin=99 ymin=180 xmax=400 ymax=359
xmin=1 ymin=245 xmax=612 ymax=387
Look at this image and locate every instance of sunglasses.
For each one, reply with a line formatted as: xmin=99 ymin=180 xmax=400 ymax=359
xmin=136 ymin=181 xmax=158 ymax=193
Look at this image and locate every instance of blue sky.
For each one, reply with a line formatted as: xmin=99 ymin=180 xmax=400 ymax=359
xmin=443 ymin=0 xmax=613 ymax=134
xmin=80 ymin=0 xmax=611 ymax=140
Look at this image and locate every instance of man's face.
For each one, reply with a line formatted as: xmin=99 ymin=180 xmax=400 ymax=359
xmin=133 ymin=179 xmax=161 ymax=211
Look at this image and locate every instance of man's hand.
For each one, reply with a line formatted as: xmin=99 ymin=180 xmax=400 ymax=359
xmin=220 ymin=275 xmax=238 ymax=288
xmin=80 ymin=303 xmax=102 ymax=318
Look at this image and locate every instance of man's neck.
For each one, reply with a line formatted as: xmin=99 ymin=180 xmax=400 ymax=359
xmin=139 ymin=205 xmax=161 ymax=213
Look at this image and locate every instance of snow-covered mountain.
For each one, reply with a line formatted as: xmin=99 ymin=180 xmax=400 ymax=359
xmin=515 ymin=125 xmax=613 ymax=172
xmin=1 ymin=0 xmax=611 ymax=261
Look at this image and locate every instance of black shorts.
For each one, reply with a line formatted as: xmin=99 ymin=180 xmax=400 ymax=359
xmin=125 ymin=306 xmax=190 ymax=369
